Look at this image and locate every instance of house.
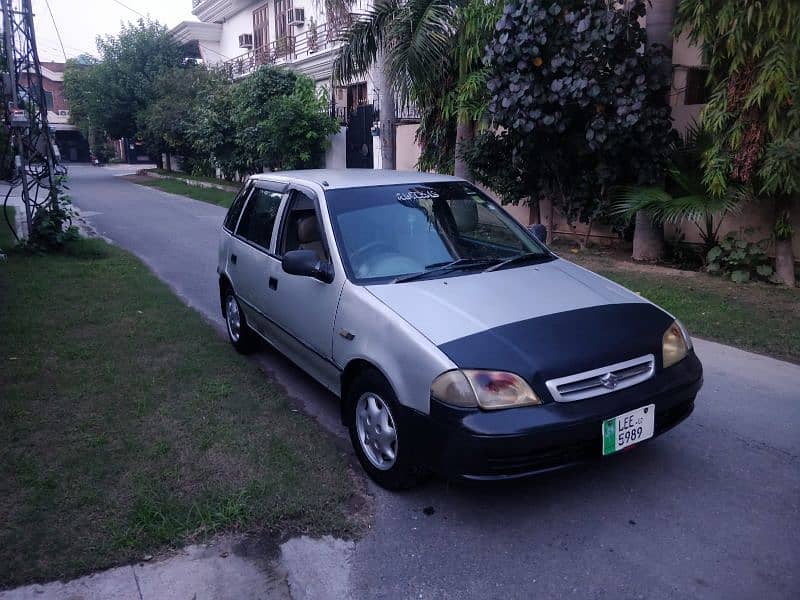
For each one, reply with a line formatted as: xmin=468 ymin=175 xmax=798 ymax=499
xmin=31 ymin=62 xmax=90 ymax=162
xmin=171 ymin=0 xmax=422 ymax=171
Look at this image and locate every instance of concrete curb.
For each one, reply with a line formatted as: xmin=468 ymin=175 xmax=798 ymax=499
xmin=0 ymin=534 xmax=358 ymax=600
xmin=141 ymin=170 xmax=240 ymax=193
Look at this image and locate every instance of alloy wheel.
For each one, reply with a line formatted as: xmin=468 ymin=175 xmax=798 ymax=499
xmin=226 ymin=295 xmax=241 ymax=343
xmin=355 ymin=392 xmax=398 ymax=470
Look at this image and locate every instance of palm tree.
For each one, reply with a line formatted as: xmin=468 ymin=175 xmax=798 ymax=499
xmin=613 ymin=124 xmax=747 ymax=258
xmin=333 ymin=0 xmax=498 ymax=179
xmin=631 ymin=0 xmax=678 ymax=261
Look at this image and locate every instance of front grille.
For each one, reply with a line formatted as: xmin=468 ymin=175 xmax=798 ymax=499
xmin=485 ymin=439 xmax=596 ymax=475
xmin=546 ymin=354 xmax=655 ymax=402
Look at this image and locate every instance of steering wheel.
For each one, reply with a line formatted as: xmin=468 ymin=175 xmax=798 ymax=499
xmin=350 ymin=241 xmax=397 ymax=267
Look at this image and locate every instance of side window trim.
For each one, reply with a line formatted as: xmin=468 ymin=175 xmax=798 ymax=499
xmin=224 ymin=181 xmax=253 ymax=233
xmin=232 ymin=184 xmax=256 ymax=238
xmin=268 ymin=192 xmax=291 ymax=255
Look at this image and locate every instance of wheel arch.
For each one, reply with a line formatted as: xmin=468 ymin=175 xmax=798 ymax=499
xmin=219 ymin=274 xmax=234 ymax=315
xmin=340 ymin=358 xmax=393 ymax=425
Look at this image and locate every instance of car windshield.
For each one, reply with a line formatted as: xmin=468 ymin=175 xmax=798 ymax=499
xmin=325 ymin=182 xmax=552 ymax=283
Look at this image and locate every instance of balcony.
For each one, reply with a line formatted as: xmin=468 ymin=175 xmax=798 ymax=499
xmin=220 ymin=19 xmax=347 ymax=78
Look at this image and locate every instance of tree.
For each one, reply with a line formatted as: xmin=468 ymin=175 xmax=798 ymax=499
xmin=612 ymin=125 xmax=747 ymax=257
xmin=63 ymin=55 xmax=103 ymax=145
xmin=630 ymin=0 xmax=677 ymax=261
xmin=137 ymin=66 xmax=216 ymax=171
xmin=249 ymin=77 xmax=341 ymax=171
xmin=333 ymin=0 xmax=500 ymax=178
xmin=188 ymin=74 xmax=241 ymax=178
xmin=676 ymin=0 xmax=799 ymax=286
xmin=466 ymin=0 xmax=675 ymax=242
xmin=189 ymin=66 xmax=340 ymax=177
xmin=63 ymin=19 xmax=185 ymax=150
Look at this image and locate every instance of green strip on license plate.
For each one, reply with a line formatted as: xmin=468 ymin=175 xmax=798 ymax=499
xmin=602 ymin=419 xmax=617 ymax=455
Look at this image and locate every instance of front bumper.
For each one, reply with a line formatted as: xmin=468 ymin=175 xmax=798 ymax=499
xmin=404 ymin=352 xmax=702 ymax=480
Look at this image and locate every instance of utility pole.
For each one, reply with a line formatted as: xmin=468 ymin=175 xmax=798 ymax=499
xmin=1 ymin=0 xmax=62 ymax=235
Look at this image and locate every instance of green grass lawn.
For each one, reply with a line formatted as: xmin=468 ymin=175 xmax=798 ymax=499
xmin=134 ymin=177 xmax=237 ymax=208
xmin=597 ymin=270 xmax=799 ymax=362
xmin=0 ymin=239 xmax=358 ymax=588
xmin=146 ymin=168 xmax=238 ymax=187
xmin=1 ymin=206 xmax=16 ymax=250
xmin=563 ymin=247 xmax=800 ymax=362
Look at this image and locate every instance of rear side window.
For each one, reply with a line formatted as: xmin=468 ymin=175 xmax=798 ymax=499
xmin=224 ymin=185 xmax=250 ymax=231
xmin=236 ymin=188 xmax=284 ymax=250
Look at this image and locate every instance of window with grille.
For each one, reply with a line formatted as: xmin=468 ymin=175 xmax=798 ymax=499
xmin=684 ymin=67 xmax=710 ymax=105
xmin=253 ymin=4 xmax=269 ymax=51
xmin=274 ymin=0 xmax=293 ymax=56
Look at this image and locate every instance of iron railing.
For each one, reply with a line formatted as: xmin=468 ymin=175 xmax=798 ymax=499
xmin=220 ymin=19 xmax=350 ymax=78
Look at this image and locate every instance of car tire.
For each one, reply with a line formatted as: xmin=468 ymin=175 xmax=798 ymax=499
xmin=223 ymin=288 xmax=257 ymax=354
xmin=347 ymin=369 xmax=426 ymax=490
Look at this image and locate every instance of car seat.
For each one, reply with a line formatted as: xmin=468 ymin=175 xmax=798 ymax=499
xmin=296 ymin=215 xmax=325 ymax=260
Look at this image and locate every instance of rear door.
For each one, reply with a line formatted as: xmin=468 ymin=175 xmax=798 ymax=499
xmin=227 ymin=182 xmax=288 ymax=337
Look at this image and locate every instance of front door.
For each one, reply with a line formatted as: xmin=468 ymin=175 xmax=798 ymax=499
xmin=346 ymin=103 xmax=374 ymax=168
xmin=265 ymin=187 xmax=344 ymax=392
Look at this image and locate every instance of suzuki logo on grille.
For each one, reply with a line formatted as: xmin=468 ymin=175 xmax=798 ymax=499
xmin=600 ymin=372 xmax=620 ymax=389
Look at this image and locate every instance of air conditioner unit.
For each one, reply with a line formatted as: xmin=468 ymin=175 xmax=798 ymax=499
xmin=286 ymin=8 xmax=304 ymax=26
xmin=238 ymin=33 xmax=253 ymax=49
xmin=58 ymin=110 xmax=69 ymax=116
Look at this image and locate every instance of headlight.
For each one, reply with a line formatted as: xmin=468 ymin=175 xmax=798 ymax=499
xmin=663 ymin=319 xmax=692 ymax=368
xmin=431 ymin=369 xmax=542 ymax=410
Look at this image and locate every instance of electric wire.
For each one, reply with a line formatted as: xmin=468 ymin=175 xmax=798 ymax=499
xmin=108 ymin=0 xmax=233 ymax=61
xmin=42 ymin=0 xmax=67 ymax=61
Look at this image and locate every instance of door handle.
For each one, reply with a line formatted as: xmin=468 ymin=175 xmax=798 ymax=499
xmin=269 ymin=277 xmax=278 ymax=290
xmin=230 ymin=253 xmax=237 ymax=264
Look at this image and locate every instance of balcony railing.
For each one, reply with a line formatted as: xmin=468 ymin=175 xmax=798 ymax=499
xmin=220 ymin=19 xmax=349 ymax=79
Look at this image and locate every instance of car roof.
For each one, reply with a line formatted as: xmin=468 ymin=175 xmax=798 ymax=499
xmin=249 ymin=169 xmax=464 ymax=190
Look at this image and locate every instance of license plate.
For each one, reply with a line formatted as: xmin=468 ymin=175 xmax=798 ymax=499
xmin=602 ymin=404 xmax=655 ymax=455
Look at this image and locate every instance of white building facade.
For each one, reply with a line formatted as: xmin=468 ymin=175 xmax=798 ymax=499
xmin=172 ymin=0 xmax=421 ymax=170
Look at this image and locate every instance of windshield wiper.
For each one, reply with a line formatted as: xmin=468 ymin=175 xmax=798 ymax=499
xmin=484 ymin=252 xmax=553 ymax=272
xmin=393 ymin=258 xmax=499 ymax=283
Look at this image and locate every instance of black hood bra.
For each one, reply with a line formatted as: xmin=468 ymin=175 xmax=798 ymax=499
xmin=437 ymin=302 xmax=675 ymax=400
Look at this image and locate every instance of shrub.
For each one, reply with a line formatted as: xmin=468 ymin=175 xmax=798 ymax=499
xmin=26 ymin=178 xmax=81 ymax=252
xmin=706 ymin=232 xmax=774 ymax=283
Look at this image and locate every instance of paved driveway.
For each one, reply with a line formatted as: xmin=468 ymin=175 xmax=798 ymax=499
xmin=70 ymin=165 xmax=799 ymax=599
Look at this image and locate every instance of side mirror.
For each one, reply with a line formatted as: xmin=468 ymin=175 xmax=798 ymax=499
xmin=281 ymin=249 xmax=334 ymax=283
xmin=529 ymin=223 xmax=548 ymax=244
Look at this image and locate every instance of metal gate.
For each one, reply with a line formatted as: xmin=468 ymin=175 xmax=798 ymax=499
xmin=345 ymin=104 xmax=374 ymax=168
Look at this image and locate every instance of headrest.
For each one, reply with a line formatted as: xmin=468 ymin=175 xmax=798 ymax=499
xmin=451 ymin=201 xmax=478 ymax=232
xmin=297 ymin=215 xmax=320 ymax=244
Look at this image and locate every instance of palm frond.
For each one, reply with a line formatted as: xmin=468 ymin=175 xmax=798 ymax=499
xmin=611 ymin=187 xmax=673 ymax=218
xmin=612 ymin=186 xmax=743 ymax=225
xmin=332 ymin=0 xmax=401 ymax=84
xmin=385 ymin=0 xmax=454 ymax=106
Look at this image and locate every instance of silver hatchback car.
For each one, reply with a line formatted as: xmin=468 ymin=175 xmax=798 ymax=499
xmin=218 ymin=169 xmax=702 ymax=489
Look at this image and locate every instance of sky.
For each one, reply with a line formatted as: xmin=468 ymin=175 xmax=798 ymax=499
xmin=32 ymin=0 xmax=198 ymax=62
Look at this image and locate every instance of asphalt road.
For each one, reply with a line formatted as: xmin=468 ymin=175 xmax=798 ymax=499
xmin=70 ymin=165 xmax=799 ymax=600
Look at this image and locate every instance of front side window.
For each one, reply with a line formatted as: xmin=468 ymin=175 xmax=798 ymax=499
xmin=236 ymin=188 xmax=283 ymax=250
xmin=326 ymin=182 xmax=550 ymax=283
